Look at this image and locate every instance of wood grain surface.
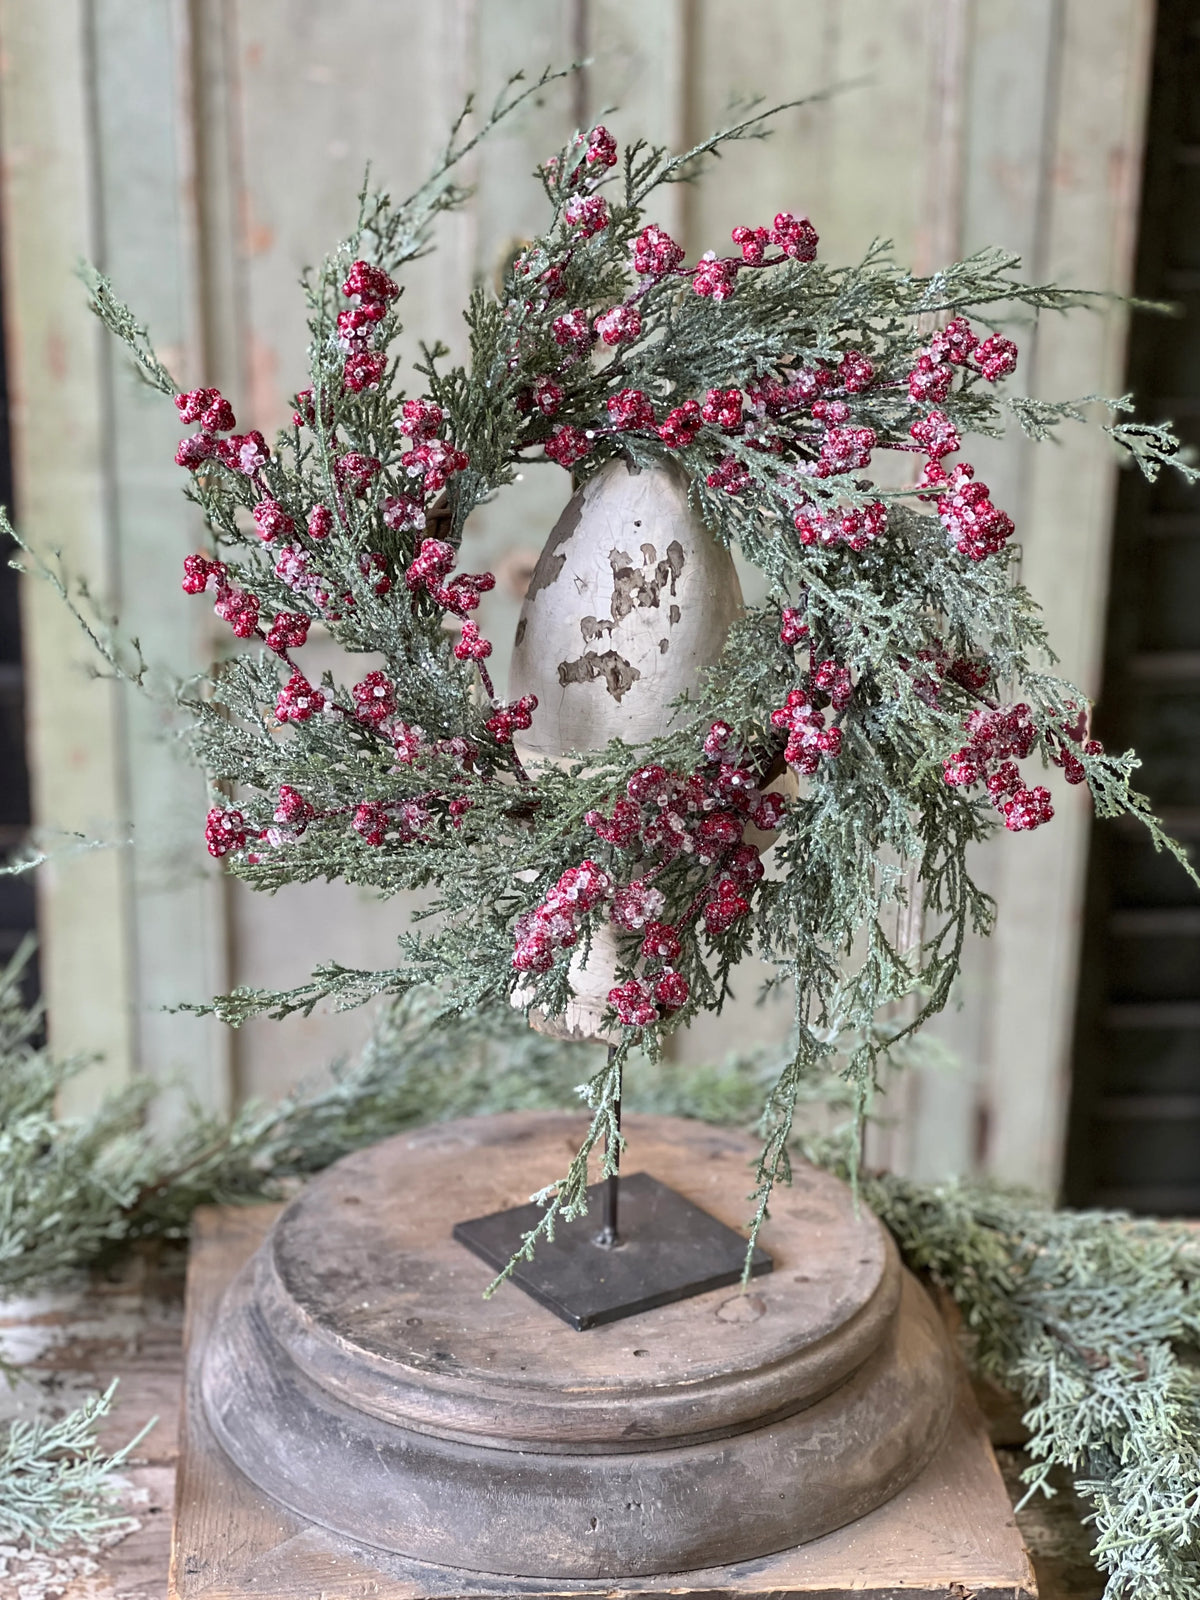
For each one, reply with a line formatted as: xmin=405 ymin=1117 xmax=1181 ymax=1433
xmin=173 ymin=1188 xmax=1035 ymax=1598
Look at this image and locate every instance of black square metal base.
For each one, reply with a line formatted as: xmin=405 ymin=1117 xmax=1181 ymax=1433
xmin=452 ymin=1171 xmax=772 ymax=1330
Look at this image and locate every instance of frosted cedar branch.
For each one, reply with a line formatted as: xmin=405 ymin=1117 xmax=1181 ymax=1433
xmin=24 ymin=69 xmax=1197 ymax=1243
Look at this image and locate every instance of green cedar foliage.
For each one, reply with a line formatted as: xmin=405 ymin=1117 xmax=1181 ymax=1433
xmin=1 ymin=942 xmax=1198 ymax=1596
xmin=6 ymin=78 xmax=1199 ymax=1276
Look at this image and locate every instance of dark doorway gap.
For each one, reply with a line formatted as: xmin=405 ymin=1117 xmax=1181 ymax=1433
xmin=1064 ymin=0 xmax=1200 ymax=1212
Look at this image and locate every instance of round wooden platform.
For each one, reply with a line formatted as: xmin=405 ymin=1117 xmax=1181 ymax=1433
xmin=199 ymin=1113 xmax=955 ymax=1579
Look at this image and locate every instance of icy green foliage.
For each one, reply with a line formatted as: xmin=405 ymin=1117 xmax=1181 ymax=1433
xmin=843 ymin=1162 xmax=1200 ymax=1600
xmin=2 ymin=940 xmax=1198 ymax=1594
xmin=10 ymin=74 xmax=1199 ymax=1268
xmin=0 ymin=1383 xmax=147 ymax=1550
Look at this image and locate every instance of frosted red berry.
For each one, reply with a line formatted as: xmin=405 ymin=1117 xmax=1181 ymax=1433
xmin=544 ymin=424 xmax=592 ymax=467
xmin=594 ymin=304 xmax=641 ymax=345
xmin=658 ymin=400 xmax=703 ymax=449
xmin=692 ymin=252 xmax=738 ymax=302
xmin=632 ymin=224 xmax=685 ymax=276
xmin=265 ymin=611 xmax=310 ymax=654
xmin=205 ymin=807 xmax=247 ymax=858
xmin=275 ymin=671 xmax=325 ymax=723
xmin=770 ymin=211 xmax=818 ymax=262
xmin=974 ymin=334 xmax=1018 ymax=383
xmin=608 ymin=389 xmax=656 ymax=431
xmin=701 ymin=388 xmax=743 ymax=429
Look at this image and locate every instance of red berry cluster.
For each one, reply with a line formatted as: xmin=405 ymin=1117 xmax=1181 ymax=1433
xmin=512 ymin=861 xmax=616 ymax=975
xmin=524 ymin=730 xmax=786 ymax=1028
xmin=942 ymin=700 xmax=1102 ymax=832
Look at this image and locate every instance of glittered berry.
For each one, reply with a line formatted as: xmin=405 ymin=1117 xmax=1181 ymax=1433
xmin=564 ymin=194 xmax=609 ymax=237
xmin=632 ymin=224 xmax=685 ymax=276
xmin=544 ymin=424 xmax=592 ymax=467
xmin=265 ymin=611 xmax=310 ymax=654
xmin=252 ymin=498 xmax=295 ymax=542
xmin=780 ymin=607 xmax=808 ymax=646
xmin=217 ymin=431 xmax=268 ymax=475
xmin=534 ymin=376 xmax=563 ymax=416
xmin=907 ymin=354 xmax=953 ymax=404
xmin=275 ymin=671 xmax=325 ymax=723
xmin=213 ymin=586 xmax=260 ymax=638
xmin=175 ymin=433 xmax=216 ymax=470
xmin=608 ymin=388 xmax=656 ymax=431
xmin=703 ymin=721 xmax=732 ymax=757
xmin=342 ymin=260 xmax=399 ymax=305
xmin=552 ymin=308 xmax=591 ymax=349
xmin=838 ymin=351 xmax=874 ymax=393
xmin=731 ymin=225 xmax=770 ymax=265
xmin=608 ymin=978 xmax=658 ymax=1027
xmin=335 ymin=451 xmax=381 ymax=496
xmin=1003 ymin=786 xmax=1053 ymax=832
xmin=817 ymin=426 xmax=875 ymax=477
xmin=974 ymin=334 xmax=1018 ymax=383
xmin=910 ymin=410 xmax=961 ymax=460
xmin=702 ymin=388 xmax=743 ymax=430
xmin=274 ymin=785 xmax=316 ymax=834
xmin=627 ymin=764 xmax=670 ymax=803
xmin=594 ymin=304 xmax=641 ymax=345
xmin=586 ymin=125 xmax=618 ymax=168
xmin=692 ymin=252 xmax=738 ymax=301
xmin=400 ymin=398 xmax=444 ymax=441
xmin=352 ymin=670 xmax=396 ymax=725
xmin=586 ymin=798 xmax=642 ymax=848
xmin=641 ymin=921 xmax=682 ymax=962
xmin=706 ymin=456 xmax=749 ymax=494
xmin=611 ymin=880 xmax=666 ymax=931
xmin=182 ymin=553 xmax=226 ymax=594
xmin=344 ymin=348 xmax=386 ymax=392
xmin=307 ymin=504 xmax=334 ymax=540
xmin=454 ymin=620 xmax=492 ymax=662
xmin=930 ymin=317 xmax=978 ymax=365
xmin=654 ymin=970 xmax=690 ymax=1010
xmin=353 ymin=802 xmax=391 ymax=846
xmin=770 ymin=211 xmax=818 ymax=262
xmin=205 ymin=807 xmax=247 ymax=858
xmin=658 ymin=400 xmax=703 ymax=449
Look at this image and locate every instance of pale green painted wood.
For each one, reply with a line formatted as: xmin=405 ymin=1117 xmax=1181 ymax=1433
xmin=89 ymin=0 xmax=232 ymax=1124
xmin=981 ymin=0 xmax=1156 ymax=1192
xmin=0 ymin=0 xmax=137 ymax=1113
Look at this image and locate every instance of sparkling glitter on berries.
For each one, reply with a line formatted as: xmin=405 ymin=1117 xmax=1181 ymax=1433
xmin=564 ymin=195 xmax=609 ymax=237
xmin=609 ymin=978 xmax=658 ymax=1027
xmin=306 ymin=504 xmax=333 ymax=540
xmin=453 ymin=620 xmax=492 ymax=662
xmin=838 ymin=351 xmax=874 ymax=393
xmin=974 ymin=334 xmax=1019 ymax=383
xmin=731 ymin=225 xmax=770 ymax=264
xmin=551 ymin=308 xmax=591 ymax=349
xmin=594 ymin=304 xmax=641 ymax=345
xmin=252 ymin=498 xmax=294 ymax=542
xmin=907 ymin=355 xmax=953 ymax=404
xmin=275 ymin=671 xmax=325 ymax=723
xmin=205 ymin=807 xmax=247 ymax=858
xmin=213 ymin=586 xmax=259 ymax=638
xmin=544 ymin=424 xmax=592 ymax=467
xmin=182 ymin=553 xmax=226 ymax=594
xmin=770 ymin=211 xmax=818 ymax=262
xmin=352 ymin=670 xmax=396 ymax=725
xmin=706 ymin=456 xmax=750 ymax=494
xmin=265 ymin=611 xmax=310 ymax=654
xmin=659 ymin=400 xmax=703 ymax=448
xmin=632 ymin=224 xmax=685 ymax=276
xmin=701 ymin=388 xmax=743 ymax=429
xmin=608 ymin=389 xmax=656 ymax=431
xmin=910 ymin=410 xmax=961 ymax=459
xmin=692 ymin=252 xmax=738 ymax=301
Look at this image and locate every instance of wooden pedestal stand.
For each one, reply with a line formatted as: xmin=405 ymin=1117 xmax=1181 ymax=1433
xmin=172 ymin=1113 xmax=1035 ymax=1598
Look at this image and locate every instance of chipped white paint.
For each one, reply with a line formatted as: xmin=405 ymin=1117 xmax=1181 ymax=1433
xmin=508 ymin=458 xmax=743 ymax=761
xmin=509 ymin=458 xmax=742 ymax=1043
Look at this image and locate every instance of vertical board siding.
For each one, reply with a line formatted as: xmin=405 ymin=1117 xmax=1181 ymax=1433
xmin=0 ymin=0 xmax=1156 ymax=1183
xmin=0 ymin=0 xmax=137 ymax=1112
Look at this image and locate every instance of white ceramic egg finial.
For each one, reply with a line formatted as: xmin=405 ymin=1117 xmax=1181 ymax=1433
xmin=509 ymin=457 xmax=744 ymax=1041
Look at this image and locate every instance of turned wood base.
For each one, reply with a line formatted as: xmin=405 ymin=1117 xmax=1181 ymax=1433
xmin=171 ymin=1113 xmax=1036 ymax=1597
